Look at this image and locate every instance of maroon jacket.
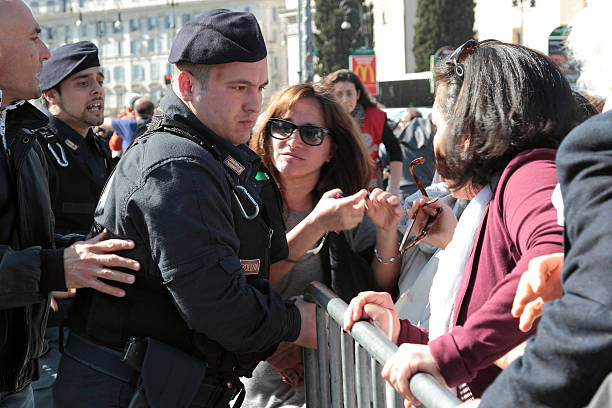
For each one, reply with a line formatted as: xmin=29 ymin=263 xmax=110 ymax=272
xmin=397 ymin=148 xmax=563 ymax=397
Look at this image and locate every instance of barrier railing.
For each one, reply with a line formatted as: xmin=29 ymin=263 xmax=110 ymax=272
xmin=303 ymin=281 xmax=461 ymax=408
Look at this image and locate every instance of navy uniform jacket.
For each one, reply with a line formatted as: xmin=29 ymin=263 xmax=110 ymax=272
xmin=480 ymin=110 xmax=612 ymax=407
xmin=86 ymin=89 xmax=300 ymax=354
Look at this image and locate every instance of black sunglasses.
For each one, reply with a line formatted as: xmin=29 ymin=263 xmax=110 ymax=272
xmin=399 ymin=157 xmax=441 ymax=253
xmin=267 ymin=118 xmax=329 ymax=147
xmin=446 ymin=39 xmax=478 ymax=82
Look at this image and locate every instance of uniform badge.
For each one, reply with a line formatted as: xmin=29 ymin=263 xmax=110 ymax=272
xmin=223 ymin=155 xmax=245 ymax=175
xmin=65 ymin=139 xmax=79 ymax=151
xmin=240 ymin=259 xmax=260 ymax=275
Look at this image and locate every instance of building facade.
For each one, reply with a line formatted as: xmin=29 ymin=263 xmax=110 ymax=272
xmin=27 ymin=0 xmax=288 ymax=114
xmin=372 ymin=0 xmax=587 ymax=80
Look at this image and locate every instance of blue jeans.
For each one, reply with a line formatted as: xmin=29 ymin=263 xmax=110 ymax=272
xmin=0 ymin=385 xmax=34 ymax=408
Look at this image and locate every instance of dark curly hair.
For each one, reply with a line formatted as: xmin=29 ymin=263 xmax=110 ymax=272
xmin=433 ymin=40 xmax=579 ymax=192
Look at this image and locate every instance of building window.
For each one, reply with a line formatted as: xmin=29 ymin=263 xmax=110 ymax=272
xmin=78 ymin=0 xmax=84 ymax=7
xmin=150 ymin=64 xmax=159 ymax=81
xmin=117 ymin=41 xmax=122 ymax=56
xmin=273 ymin=7 xmax=277 ymax=20
xmin=163 ymin=15 xmax=172 ymax=30
xmin=30 ymin=1 xmax=39 ymax=12
xmin=147 ymin=16 xmax=157 ymax=31
xmin=166 ymin=63 xmax=172 ymax=76
xmin=80 ymin=23 xmax=87 ymax=38
xmin=130 ymin=18 xmax=140 ymax=32
xmin=113 ymin=20 xmax=122 ymax=34
xmin=46 ymin=0 xmax=55 ymax=9
xmin=102 ymin=68 xmax=110 ymax=83
xmin=64 ymin=25 xmax=72 ymax=43
xmin=96 ymin=21 xmax=106 ymax=37
xmin=181 ymin=14 xmax=190 ymax=26
xmin=130 ymin=40 xmax=139 ymax=55
xmin=61 ymin=0 xmax=68 ymax=12
xmin=132 ymin=65 xmax=145 ymax=81
xmin=274 ymin=56 xmax=278 ymax=70
xmin=46 ymin=26 xmax=54 ymax=40
xmin=147 ymin=38 xmax=155 ymax=53
xmin=114 ymin=66 xmax=125 ymax=81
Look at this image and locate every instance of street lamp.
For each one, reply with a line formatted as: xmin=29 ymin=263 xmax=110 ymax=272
xmin=512 ymin=0 xmax=536 ymax=45
xmin=339 ymin=0 xmax=371 ymax=49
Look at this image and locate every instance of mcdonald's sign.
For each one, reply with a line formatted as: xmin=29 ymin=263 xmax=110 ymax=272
xmin=350 ymin=52 xmax=378 ymax=95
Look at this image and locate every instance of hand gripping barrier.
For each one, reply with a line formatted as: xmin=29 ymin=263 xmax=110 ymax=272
xmin=303 ymin=281 xmax=461 ymax=408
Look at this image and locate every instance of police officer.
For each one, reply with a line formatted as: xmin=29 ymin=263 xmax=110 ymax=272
xmin=38 ymin=41 xmax=114 ymax=236
xmin=53 ymin=9 xmax=315 ymax=408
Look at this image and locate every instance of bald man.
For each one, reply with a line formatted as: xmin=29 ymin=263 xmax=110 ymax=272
xmin=0 ymin=2 xmax=139 ymax=406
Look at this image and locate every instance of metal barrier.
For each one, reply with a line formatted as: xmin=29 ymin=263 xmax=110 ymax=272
xmin=303 ymin=281 xmax=461 ymax=408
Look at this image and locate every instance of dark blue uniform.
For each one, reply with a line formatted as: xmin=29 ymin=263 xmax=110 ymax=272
xmin=54 ymin=89 xmax=300 ymax=407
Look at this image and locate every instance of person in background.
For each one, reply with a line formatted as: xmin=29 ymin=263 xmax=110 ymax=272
xmin=101 ymin=97 xmax=154 ymax=153
xmin=344 ymin=39 xmax=577 ymax=404
xmin=108 ymin=95 xmax=139 ymax=157
xmin=0 ymin=1 xmax=139 ymax=406
xmin=324 ymin=69 xmax=403 ymax=196
xmin=243 ymin=82 xmax=402 ymax=408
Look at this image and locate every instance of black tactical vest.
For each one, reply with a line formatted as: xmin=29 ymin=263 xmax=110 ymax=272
xmin=68 ymin=115 xmax=288 ymax=379
xmin=36 ymin=126 xmax=113 ymax=235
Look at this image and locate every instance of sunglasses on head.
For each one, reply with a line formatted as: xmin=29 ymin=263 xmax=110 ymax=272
xmin=446 ymin=39 xmax=478 ymax=82
xmin=267 ymin=118 xmax=329 ymax=147
xmin=399 ymin=157 xmax=441 ymax=253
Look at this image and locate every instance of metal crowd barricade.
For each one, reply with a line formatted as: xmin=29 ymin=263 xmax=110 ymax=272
xmin=303 ymin=281 xmax=461 ymax=408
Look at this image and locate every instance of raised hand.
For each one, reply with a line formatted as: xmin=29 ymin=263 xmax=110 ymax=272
xmin=366 ymin=188 xmax=403 ymax=231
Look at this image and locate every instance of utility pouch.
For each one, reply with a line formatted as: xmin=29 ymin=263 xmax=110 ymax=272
xmin=123 ymin=337 xmax=207 ymax=408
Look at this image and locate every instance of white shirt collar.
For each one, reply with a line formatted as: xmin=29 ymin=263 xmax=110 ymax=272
xmin=0 ymin=90 xmax=26 ymax=151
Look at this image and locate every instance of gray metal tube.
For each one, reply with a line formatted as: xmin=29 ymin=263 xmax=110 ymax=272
xmin=304 ymin=347 xmax=320 ymax=408
xmin=372 ymin=358 xmax=386 ymax=408
xmin=341 ymin=330 xmax=356 ymax=408
xmin=305 ymin=282 xmax=460 ymax=408
xmin=329 ymin=321 xmax=344 ymax=407
xmin=316 ymin=305 xmax=331 ymax=408
xmin=355 ymin=345 xmax=370 ymax=408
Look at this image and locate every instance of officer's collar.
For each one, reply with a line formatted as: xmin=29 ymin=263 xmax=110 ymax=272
xmin=48 ymin=116 xmax=96 ymax=149
xmin=159 ymin=88 xmax=260 ymax=168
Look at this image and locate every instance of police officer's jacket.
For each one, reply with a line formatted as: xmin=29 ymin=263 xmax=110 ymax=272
xmin=0 ymin=101 xmax=70 ymax=392
xmin=68 ymin=89 xmax=301 ymax=380
xmin=37 ymin=116 xmax=114 ymax=235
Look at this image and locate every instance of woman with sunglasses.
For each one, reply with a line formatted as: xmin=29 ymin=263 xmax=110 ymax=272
xmin=344 ymin=40 xmax=580 ymax=404
xmin=242 ymin=83 xmax=403 ymax=407
xmin=323 ymin=69 xmax=404 ymax=196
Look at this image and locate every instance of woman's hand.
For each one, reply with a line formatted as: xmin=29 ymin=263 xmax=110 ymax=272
xmin=405 ymin=198 xmax=457 ymax=249
xmin=366 ymin=188 xmax=403 ymax=231
xmin=308 ymin=188 xmax=368 ymax=235
xmin=512 ymin=253 xmax=564 ymax=332
xmin=381 ymin=344 xmax=445 ymax=407
xmin=344 ymin=291 xmax=400 ymax=344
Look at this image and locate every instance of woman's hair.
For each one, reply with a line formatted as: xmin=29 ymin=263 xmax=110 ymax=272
xmin=322 ymin=69 xmax=377 ymax=109
xmin=251 ymin=83 xmax=372 ymax=199
xmin=433 ymin=40 xmax=578 ymax=191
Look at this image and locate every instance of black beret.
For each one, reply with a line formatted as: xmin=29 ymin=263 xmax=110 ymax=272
xmin=168 ymin=9 xmax=267 ymax=65
xmin=39 ymin=41 xmax=100 ymax=91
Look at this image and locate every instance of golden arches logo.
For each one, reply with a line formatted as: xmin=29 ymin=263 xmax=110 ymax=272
xmin=353 ymin=63 xmax=375 ymax=83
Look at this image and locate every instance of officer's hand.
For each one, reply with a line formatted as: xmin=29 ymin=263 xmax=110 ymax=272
xmin=293 ymin=296 xmax=317 ymax=349
xmin=63 ymin=229 xmax=139 ymax=297
xmin=309 ymin=189 xmax=367 ymax=235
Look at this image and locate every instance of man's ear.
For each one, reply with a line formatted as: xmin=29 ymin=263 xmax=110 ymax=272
xmin=176 ymin=71 xmax=195 ymax=102
xmin=43 ymin=89 xmax=59 ymax=105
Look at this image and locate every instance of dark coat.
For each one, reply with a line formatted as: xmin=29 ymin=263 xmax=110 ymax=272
xmin=0 ymin=102 xmax=67 ymax=392
xmin=480 ymin=110 xmax=612 ymax=407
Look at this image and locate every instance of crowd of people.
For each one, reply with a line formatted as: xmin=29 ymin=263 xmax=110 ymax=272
xmin=1 ymin=0 xmax=612 ymax=407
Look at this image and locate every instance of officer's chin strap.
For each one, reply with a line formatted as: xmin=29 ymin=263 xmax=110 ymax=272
xmin=232 ymin=185 xmax=259 ymax=221
xmin=47 ymin=142 xmax=69 ymax=167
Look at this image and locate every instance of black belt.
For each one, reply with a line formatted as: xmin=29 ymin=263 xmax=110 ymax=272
xmin=64 ymin=333 xmax=245 ymax=408
xmin=64 ymin=332 xmax=135 ymax=384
